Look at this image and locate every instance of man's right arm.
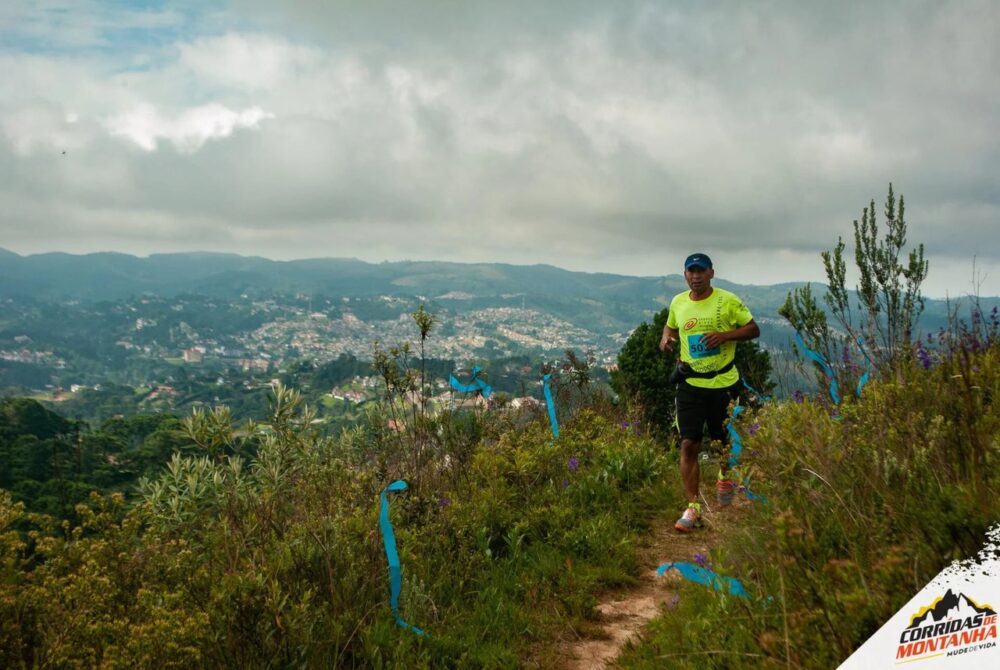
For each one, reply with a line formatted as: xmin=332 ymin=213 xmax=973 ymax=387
xmin=660 ymin=326 xmax=679 ymax=352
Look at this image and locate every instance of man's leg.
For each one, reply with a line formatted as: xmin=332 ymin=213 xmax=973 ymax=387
xmin=674 ymin=383 xmax=705 ymax=532
xmin=680 ymin=437 xmax=701 ymax=502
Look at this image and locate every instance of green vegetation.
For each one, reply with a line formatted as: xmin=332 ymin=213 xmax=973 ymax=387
xmin=619 ymin=187 xmax=997 ymax=668
xmin=619 ymin=316 xmax=999 ymax=668
xmin=781 ymin=184 xmax=930 ymax=379
xmin=2 ymin=320 xmax=997 ymax=667
xmin=0 ymin=398 xmax=190 ymax=519
xmin=0 ymin=383 xmax=679 ymax=668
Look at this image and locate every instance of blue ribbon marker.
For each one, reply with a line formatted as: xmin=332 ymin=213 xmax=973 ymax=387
xmin=379 ymin=480 xmax=427 ymax=636
xmin=542 ymin=372 xmax=559 ymax=439
xmin=794 ymin=332 xmax=840 ymax=405
xmin=656 ymin=562 xmax=750 ymax=598
xmin=725 ymin=404 xmax=745 ymax=470
xmin=855 ymin=337 xmax=872 ymax=398
xmin=725 ymin=404 xmax=767 ymax=503
xmin=741 ymin=379 xmax=771 ymax=402
xmin=449 ymin=365 xmax=493 ymax=399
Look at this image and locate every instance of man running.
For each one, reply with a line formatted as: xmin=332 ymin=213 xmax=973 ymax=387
xmin=659 ymin=253 xmax=760 ymax=532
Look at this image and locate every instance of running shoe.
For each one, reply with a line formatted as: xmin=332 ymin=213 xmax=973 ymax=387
xmin=717 ymin=474 xmax=736 ymax=507
xmin=674 ymin=502 xmax=702 ymax=532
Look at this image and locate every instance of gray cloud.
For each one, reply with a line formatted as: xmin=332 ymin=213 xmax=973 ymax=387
xmin=0 ymin=0 xmax=997 ymax=296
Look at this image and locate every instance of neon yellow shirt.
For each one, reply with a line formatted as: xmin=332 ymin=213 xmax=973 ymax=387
xmin=666 ymin=287 xmax=753 ymax=389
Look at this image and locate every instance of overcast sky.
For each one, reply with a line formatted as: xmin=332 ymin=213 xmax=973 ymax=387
xmin=1 ymin=1 xmax=997 ymax=297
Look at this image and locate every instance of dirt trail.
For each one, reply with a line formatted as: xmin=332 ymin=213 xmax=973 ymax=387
xmin=555 ymin=499 xmax=748 ymax=669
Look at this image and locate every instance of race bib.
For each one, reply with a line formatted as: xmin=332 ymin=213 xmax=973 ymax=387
xmin=687 ymin=333 xmax=720 ymax=359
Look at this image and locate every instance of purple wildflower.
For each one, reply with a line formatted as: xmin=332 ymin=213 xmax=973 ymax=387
xmin=438 ymin=496 xmax=451 ymax=508
xmin=694 ymin=553 xmax=708 ymax=567
xmin=962 ymin=331 xmax=983 ymax=353
xmin=793 ymin=389 xmax=804 ymax=404
xmin=915 ymin=343 xmax=932 ymax=370
xmin=568 ymin=457 xmax=579 ymax=472
xmin=748 ymin=422 xmax=761 ymax=436
xmin=667 ymin=595 xmax=681 ymax=609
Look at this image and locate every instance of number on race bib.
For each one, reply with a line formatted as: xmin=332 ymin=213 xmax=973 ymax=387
xmin=687 ymin=334 xmax=720 ymax=359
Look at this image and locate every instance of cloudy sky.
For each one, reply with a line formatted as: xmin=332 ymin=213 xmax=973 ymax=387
xmin=1 ymin=0 xmax=997 ymax=296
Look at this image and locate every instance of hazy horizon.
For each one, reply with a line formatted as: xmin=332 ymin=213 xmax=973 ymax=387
xmin=2 ymin=244 xmax=997 ymax=300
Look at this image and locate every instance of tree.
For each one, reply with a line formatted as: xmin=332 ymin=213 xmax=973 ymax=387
xmin=781 ymin=184 xmax=929 ymax=380
xmin=611 ymin=308 xmax=772 ymax=435
xmin=411 ymin=304 xmax=436 ymax=416
xmin=1 ymin=398 xmax=73 ymax=440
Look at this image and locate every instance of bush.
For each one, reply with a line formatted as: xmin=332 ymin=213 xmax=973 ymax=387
xmin=0 ymin=384 xmax=681 ymax=667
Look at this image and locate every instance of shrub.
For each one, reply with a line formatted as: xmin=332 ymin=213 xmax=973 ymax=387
xmin=0 ymin=380 xmax=681 ymax=667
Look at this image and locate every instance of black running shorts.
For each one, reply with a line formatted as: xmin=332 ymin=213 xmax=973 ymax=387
xmin=675 ymin=380 xmax=740 ymax=443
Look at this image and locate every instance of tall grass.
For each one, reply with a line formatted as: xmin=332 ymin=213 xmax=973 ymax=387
xmin=620 ymin=325 xmax=999 ymax=668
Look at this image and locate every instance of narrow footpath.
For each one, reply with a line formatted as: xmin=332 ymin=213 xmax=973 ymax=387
xmin=554 ymin=500 xmax=749 ymax=669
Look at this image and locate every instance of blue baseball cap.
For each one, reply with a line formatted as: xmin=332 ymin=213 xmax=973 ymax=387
xmin=684 ymin=253 xmax=713 ymax=270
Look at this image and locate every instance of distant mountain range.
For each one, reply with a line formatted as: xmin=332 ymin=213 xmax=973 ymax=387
xmin=0 ymin=249 xmax=994 ymax=346
xmin=0 ymin=247 xmax=744 ymax=302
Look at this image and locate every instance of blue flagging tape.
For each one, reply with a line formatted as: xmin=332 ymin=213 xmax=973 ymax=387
xmin=855 ymin=337 xmax=872 ymax=398
xmin=379 ymin=480 xmax=427 ymax=637
xmin=725 ymin=404 xmax=766 ymax=503
xmin=725 ymin=404 xmax=745 ymax=470
xmin=448 ymin=365 xmax=492 ymax=399
xmin=542 ymin=372 xmax=559 ymax=438
xmin=794 ymin=332 xmax=840 ymax=405
xmin=741 ymin=379 xmax=771 ymax=402
xmin=656 ymin=562 xmax=750 ymax=598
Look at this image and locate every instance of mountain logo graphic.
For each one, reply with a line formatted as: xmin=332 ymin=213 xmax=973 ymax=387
xmin=907 ymin=589 xmax=996 ymax=628
xmin=895 ymin=588 xmax=999 ymax=662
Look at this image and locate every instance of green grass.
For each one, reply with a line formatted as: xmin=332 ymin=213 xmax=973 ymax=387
xmin=619 ymin=345 xmax=1000 ymax=669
